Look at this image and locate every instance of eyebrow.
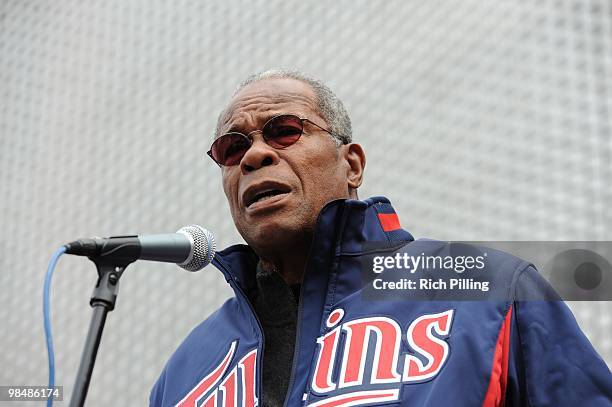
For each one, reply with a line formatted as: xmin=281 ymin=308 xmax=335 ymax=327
xmin=223 ymin=112 xmax=294 ymax=135
xmin=217 ymin=91 xmax=316 ymax=135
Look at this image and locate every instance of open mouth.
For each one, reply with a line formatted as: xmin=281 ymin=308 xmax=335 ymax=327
xmin=243 ymin=183 xmax=292 ymax=209
xmin=246 ymin=189 xmax=287 ymax=207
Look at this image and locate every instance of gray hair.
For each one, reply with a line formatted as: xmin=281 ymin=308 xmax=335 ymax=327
xmin=216 ymin=69 xmax=352 ymax=145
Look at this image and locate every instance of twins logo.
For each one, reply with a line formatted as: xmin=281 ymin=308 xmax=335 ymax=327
xmin=306 ymin=308 xmax=454 ymax=406
xmin=175 ymin=341 xmax=258 ymax=407
xmin=176 ymin=309 xmax=453 ymax=407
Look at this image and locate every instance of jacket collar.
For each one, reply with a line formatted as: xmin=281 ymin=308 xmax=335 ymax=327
xmin=211 ymin=196 xmax=414 ymax=295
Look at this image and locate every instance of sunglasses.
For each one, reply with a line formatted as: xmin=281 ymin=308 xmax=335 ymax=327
xmin=207 ymin=114 xmax=333 ymax=167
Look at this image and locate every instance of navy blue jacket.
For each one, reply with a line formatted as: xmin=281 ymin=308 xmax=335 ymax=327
xmin=150 ymin=197 xmax=612 ymax=406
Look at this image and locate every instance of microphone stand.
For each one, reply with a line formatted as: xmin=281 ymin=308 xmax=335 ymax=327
xmin=69 ymin=247 xmax=138 ymax=407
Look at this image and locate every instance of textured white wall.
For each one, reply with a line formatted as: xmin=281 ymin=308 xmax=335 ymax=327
xmin=1 ymin=0 xmax=610 ymax=405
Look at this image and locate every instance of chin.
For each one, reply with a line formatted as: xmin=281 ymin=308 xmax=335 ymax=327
xmin=244 ymin=216 xmax=305 ymax=250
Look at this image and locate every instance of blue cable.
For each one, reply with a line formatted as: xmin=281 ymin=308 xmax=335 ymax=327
xmin=43 ymin=246 xmax=66 ymax=407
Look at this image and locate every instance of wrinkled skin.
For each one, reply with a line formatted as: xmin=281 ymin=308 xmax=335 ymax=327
xmin=216 ymin=78 xmax=366 ymax=284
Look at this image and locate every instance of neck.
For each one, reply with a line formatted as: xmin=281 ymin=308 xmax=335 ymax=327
xmin=257 ymin=239 xmax=311 ymax=286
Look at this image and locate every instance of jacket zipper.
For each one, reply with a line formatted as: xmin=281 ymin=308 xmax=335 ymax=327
xmin=215 ymin=260 xmax=266 ymax=406
xmin=283 ymin=206 xmax=350 ymax=407
xmin=283 ymin=275 xmax=307 ymax=406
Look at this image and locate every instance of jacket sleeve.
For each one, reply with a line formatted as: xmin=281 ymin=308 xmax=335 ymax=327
xmin=506 ymin=265 xmax=612 ymax=406
xmin=149 ymin=367 xmax=167 ymax=407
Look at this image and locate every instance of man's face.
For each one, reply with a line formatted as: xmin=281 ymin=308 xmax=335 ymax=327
xmin=216 ymin=78 xmax=352 ymax=253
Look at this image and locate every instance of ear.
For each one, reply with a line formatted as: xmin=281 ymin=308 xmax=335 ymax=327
xmin=343 ymin=143 xmax=366 ymax=192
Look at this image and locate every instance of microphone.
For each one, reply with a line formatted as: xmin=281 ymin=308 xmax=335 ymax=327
xmin=64 ymin=225 xmax=216 ymax=271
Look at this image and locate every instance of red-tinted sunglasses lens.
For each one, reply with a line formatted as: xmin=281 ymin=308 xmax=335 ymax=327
xmin=210 ymin=133 xmax=251 ymax=166
xmin=263 ymin=115 xmax=304 ymax=148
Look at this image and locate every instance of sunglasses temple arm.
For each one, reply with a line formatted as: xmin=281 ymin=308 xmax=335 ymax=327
xmin=304 ymin=119 xmax=333 ymax=136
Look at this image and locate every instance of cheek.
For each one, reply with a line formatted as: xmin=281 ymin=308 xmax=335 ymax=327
xmin=222 ymin=175 xmax=240 ymax=212
xmin=300 ymin=149 xmax=346 ymax=195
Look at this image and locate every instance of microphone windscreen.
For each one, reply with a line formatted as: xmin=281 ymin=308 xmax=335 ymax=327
xmin=177 ymin=225 xmax=216 ymax=271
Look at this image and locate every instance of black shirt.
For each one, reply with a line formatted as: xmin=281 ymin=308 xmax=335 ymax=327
xmin=249 ymin=264 xmax=300 ymax=407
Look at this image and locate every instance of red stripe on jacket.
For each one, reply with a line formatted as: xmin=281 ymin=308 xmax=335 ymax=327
xmin=482 ymin=305 xmax=513 ymax=407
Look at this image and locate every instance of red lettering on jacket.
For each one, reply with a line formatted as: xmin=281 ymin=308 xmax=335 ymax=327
xmin=403 ymin=310 xmax=454 ymax=382
xmin=176 ymin=342 xmax=258 ymax=407
xmin=309 ymin=309 xmax=454 ymax=405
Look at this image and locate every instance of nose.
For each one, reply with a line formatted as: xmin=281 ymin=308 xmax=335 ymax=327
xmin=240 ymin=133 xmax=279 ymax=174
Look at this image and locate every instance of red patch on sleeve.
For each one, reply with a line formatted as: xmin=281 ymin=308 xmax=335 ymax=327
xmin=378 ymin=213 xmax=401 ymax=232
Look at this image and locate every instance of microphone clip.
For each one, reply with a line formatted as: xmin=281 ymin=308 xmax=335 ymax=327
xmin=89 ymin=258 xmax=133 ymax=311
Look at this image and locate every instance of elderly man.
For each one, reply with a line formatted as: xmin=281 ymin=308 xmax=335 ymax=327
xmin=150 ymin=71 xmax=611 ymax=407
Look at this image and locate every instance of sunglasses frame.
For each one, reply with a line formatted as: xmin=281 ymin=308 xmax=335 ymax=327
xmin=207 ymin=114 xmax=333 ymax=167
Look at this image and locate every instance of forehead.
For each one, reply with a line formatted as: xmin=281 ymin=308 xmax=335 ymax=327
xmin=218 ymin=78 xmax=318 ymax=135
